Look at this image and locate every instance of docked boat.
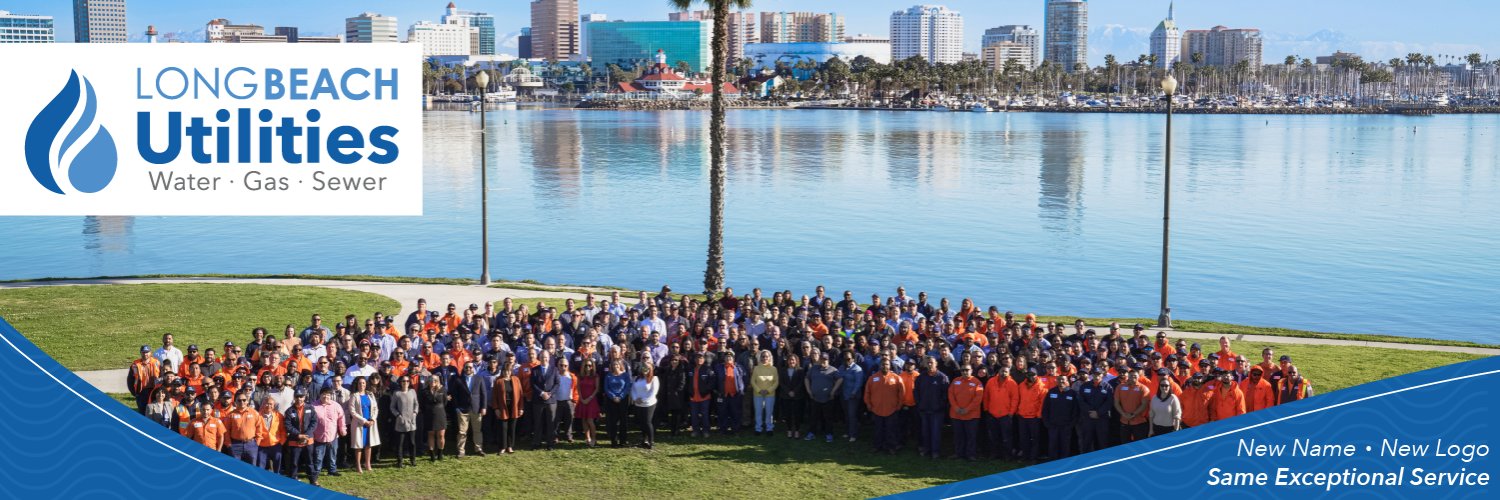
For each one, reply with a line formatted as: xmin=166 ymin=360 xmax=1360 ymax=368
xmin=970 ymin=103 xmax=990 ymax=112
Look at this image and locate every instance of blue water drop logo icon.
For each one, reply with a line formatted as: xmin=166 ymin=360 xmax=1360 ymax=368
xmin=24 ymin=70 xmax=118 ymax=194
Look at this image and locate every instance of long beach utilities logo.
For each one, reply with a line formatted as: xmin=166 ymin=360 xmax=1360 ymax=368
xmin=0 ymin=44 xmax=422 ymax=216
xmin=25 ymin=70 xmax=118 ymax=194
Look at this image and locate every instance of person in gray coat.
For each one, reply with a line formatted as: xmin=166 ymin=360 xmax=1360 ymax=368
xmin=388 ymin=375 xmax=420 ymax=467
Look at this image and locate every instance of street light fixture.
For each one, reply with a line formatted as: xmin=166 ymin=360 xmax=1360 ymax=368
xmin=476 ymin=69 xmax=491 ymax=286
xmin=1158 ymin=74 xmax=1177 ymax=328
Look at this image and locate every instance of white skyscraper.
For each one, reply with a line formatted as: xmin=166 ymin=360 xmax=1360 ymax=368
xmin=889 ymin=5 xmax=964 ymax=65
xmin=408 ymin=20 xmax=474 ymax=56
xmin=1044 ymin=0 xmax=1087 ymax=72
xmin=1149 ymin=2 xmax=1180 ymax=68
xmin=0 ymin=10 xmax=54 ymax=43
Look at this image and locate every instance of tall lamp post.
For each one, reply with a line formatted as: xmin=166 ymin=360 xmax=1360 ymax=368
xmin=476 ymin=69 xmax=491 ymax=285
xmin=1158 ymin=74 xmax=1177 ymax=328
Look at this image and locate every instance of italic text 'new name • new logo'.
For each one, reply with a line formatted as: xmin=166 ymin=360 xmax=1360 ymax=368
xmin=25 ymin=70 xmax=118 ymax=194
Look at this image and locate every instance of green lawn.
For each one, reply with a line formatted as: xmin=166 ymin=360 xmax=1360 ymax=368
xmin=320 ymin=431 xmax=1009 ymax=499
xmin=0 ymin=283 xmax=399 ymax=371
xmin=4 ymin=283 xmax=1490 ymax=498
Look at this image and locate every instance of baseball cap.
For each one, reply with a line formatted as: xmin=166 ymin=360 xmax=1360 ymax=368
xmin=1191 ymin=343 xmax=1202 ymax=350
xmin=469 ymin=303 xmax=479 ymax=310
xmin=1279 ymin=355 xmax=1292 ymax=362
xmin=187 ymin=344 xmax=199 ymax=351
xmin=294 ymin=388 xmax=308 ymax=398
xmin=140 ymin=345 xmax=152 ymax=353
xmin=1132 ymin=323 xmax=1144 ymax=331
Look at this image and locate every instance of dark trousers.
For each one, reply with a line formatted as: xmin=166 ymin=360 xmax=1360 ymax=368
xmin=1019 ymin=417 xmax=1042 ymax=461
xmin=872 ymin=413 xmax=900 ymax=451
xmin=285 ymin=445 xmax=313 ymax=478
xmin=919 ymin=411 xmax=944 ymax=456
xmin=605 ymin=398 xmax=630 ymax=444
xmin=718 ymin=395 xmax=743 ymax=434
xmin=842 ymin=398 xmax=861 ymax=438
xmin=229 ymin=440 xmax=258 ymax=464
xmin=257 ymin=443 xmax=280 ymax=471
xmin=666 ymin=404 xmax=688 ymax=435
xmin=953 ymin=418 xmax=979 ymax=459
xmin=1152 ymin=424 xmax=1175 ymax=437
xmin=1047 ymin=424 xmax=1073 ymax=460
xmin=497 ymin=419 xmax=518 ymax=450
xmin=635 ymin=404 xmax=657 ymax=445
xmin=1078 ymin=418 xmax=1109 ymax=454
xmin=810 ymin=400 xmax=836 ymax=437
xmin=395 ymin=431 xmax=416 ymax=463
xmin=555 ymin=400 xmax=576 ymax=441
xmin=531 ymin=401 xmax=557 ymax=448
xmin=1121 ymin=422 xmax=1148 ymax=444
xmin=986 ymin=414 xmax=1015 ymax=458
xmin=900 ymin=407 xmax=917 ymax=445
xmin=780 ymin=397 xmax=805 ymax=434
xmin=690 ymin=400 xmax=712 ymax=434
xmin=482 ymin=412 xmax=500 ymax=451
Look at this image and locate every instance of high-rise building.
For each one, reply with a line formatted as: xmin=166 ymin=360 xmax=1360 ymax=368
xmin=1044 ymin=0 xmax=1087 ymax=72
xmin=670 ymin=10 xmax=759 ymax=67
xmin=274 ymin=26 xmax=299 ymax=43
xmin=889 ymin=5 xmax=964 ymax=65
xmin=409 ymin=20 xmax=474 ymax=56
xmin=982 ymin=42 xmax=1035 ymax=71
xmin=579 ymin=13 xmax=606 ymax=58
xmin=1149 ymin=2 xmax=1180 ymax=68
xmin=518 ymin=27 xmax=532 ymax=58
xmin=980 ymin=25 xmax=1039 ymax=69
xmin=1181 ymin=25 xmax=1262 ymax=70
xmin=442 ymin=2 xmax=495 ymax=55
xmin=346 ymin=12 xmax=399 ymax=43
xmin=759 ymin=12 xmax=843 ymax=43
xmin=530 ymin=0 xmax=579 ymax=61
xmin=0 ymin=10 xmax=54 ymax=43
xmin=73 ymin=0 xmax=126 ymax=43
xmin=586 ymin=20 xmax=711 ymax=73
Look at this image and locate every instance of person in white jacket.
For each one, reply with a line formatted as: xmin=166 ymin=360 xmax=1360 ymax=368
xmin=631 ymin=362 xmax=660 ymax=449
xmin=1148 ymin=379 xmax=1181 ymax=437
xmin=346 ymin=376 xmax=380 ymax=473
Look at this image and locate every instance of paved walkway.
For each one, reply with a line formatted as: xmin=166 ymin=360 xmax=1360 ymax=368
xmin=5 ymin=277 xmax=1496 ymax=394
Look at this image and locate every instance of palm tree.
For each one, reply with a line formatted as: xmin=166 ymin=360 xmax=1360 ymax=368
xmin=671 ymin=0 xmax=753 ymax=296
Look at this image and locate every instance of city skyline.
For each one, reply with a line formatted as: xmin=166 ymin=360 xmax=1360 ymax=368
xmin=8 ymin=0 xmax=1496 ymax=65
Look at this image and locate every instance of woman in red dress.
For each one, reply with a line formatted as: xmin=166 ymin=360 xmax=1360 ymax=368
xmin=575 ymin=358 xmax=602 ymax=447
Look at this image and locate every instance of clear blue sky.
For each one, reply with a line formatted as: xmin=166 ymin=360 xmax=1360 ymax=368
xmin=11 ymin=0 xmax=1496 ymax=64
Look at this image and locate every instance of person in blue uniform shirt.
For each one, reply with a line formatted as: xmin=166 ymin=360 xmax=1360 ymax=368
xmin=1042 ymin=373 xmax=1079 ymax=460
xmin=1076 ymin=367 xmax=1113 ymax=454
xmin=912 ymin=356 xmax=950 ymax=458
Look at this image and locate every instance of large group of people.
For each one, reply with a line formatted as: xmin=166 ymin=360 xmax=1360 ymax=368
xmin=124 ymin=285 xmax=1315 ymax=487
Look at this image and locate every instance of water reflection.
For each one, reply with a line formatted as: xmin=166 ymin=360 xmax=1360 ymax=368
xmin=528 ymin=113 xmax=583 ymax=206
xmin=1038 ymin=128 xmax=1086 ymax=236
xmin=82 ymin=216 xmax=133 ymax=253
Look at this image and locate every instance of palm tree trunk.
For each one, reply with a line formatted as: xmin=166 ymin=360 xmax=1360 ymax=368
xmin=703 ymin=1 xmax=730 ymax=296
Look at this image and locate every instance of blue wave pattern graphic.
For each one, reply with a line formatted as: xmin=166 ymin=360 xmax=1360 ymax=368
xmin=24 ymin=70 xmax=118 ymax=194
xmin=0 ymin=316 xmax=349 ymax=500
xmin=890 ymin=357 xmax=1500 ymax=499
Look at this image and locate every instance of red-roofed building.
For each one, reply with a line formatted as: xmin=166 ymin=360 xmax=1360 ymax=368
xmin=614 ymin=49 xmax=739 ymax=96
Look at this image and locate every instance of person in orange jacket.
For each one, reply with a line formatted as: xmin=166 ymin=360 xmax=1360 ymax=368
xmin=1179 ymin=373 xmax=1212 ymax=429
xmin=1239 ymin=366 xmax=1275 ymax=412
xmin=188 ymin=400 xmax=226 ymax=452
xmin=1209 ymin=371 xmax=1247 ymax=422
xmin=256 ymin=398 xmax=285 ymax=472
xmin=223 ymin=391 xmax=267 ymax=465
xmin=947 ymin=364 xmax=984 ymax=461
xmin=1113 ymin=365 xmax=1152 ymax=444
xmin=863 ymin=358 xmax=906 ymax=454
xmin=127 ymin=345 xmax=161 ymax=414
xmin=983 ymin=359 xmax=1020 ymax=459
xmin=1016 ymin=370 xmax=1049 ymax=462
xmin=1214 ymin=337 xmax=1238 ymax=372
xmin=898 ymin=360 xmax=919 ymax=447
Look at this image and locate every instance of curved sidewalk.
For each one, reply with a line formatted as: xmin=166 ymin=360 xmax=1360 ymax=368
xmin=4 ymin=277 xmax=1496 ymax=394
